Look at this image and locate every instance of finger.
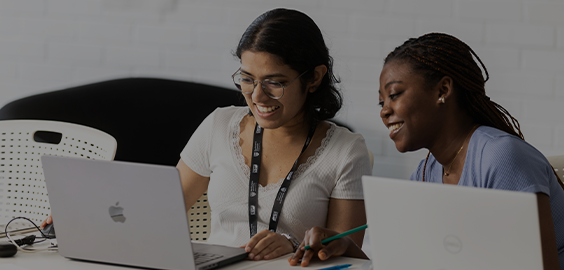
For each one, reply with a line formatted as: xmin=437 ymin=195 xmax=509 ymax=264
xmin=300 ymin=249 xmax=317 ymax=267
xmin=263 ymin=246 xmax=286 ymax=260
xmin=250 ymin=234 xmax=278 ymax=260
xmin=253 ymin=242 xmax=277 ymax=260
xmin=290 ymin=228 xmax=313 ymax=266
xmin=257 ymin=234 xmax=292 ymax=260
xmin=317 ymin=239 xmax=348 ymax=261
xmin=306 ymin=228 xmax=326 ymax=251
xmin=300 ymin=230 xmax=318 ymax=267
xmin=289 ymin=242 xmax=305 ymax=266
xmin=245 ymin=230 xmax=269 ymax=253
xmin=40 ymin=216 xmax=51 ymax=228
xmin=47 ymin=215 xmax=52 ymax=224
xmin=289 ymin=246 xmax=304 ymax=265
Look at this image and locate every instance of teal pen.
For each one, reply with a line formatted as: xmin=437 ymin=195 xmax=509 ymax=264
xmin=317 ymin=263 xmax=352 ymax=270
xmin=304 ymin=224 xmax=368 ymax=250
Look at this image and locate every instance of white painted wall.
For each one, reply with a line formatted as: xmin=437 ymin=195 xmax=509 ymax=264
xmin=0 ymin=0 xmax=563 ymax=179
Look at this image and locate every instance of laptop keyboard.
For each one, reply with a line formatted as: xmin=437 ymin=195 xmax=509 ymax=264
xmin=194 ymin=252 xmax=224 ymax=265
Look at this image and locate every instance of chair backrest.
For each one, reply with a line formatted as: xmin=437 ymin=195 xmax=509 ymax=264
xmin=0 ymin=120 xmax=117 ymax=229
xmin=0 ymin=78 xmax=246 ymax=240
xmin=188 ymin=192 xmax=211 ymax=241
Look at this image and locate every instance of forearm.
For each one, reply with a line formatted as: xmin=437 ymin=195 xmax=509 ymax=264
xmin=342 ymin=237 xmax=369 ymax=259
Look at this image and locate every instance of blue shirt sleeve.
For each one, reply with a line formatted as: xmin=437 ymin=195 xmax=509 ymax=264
xmin=479 ymin=135 xmax=552 ymax=195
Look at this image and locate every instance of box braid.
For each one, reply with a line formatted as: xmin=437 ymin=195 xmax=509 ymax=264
xmin=384 ymin=32 xmax=524 ymax=140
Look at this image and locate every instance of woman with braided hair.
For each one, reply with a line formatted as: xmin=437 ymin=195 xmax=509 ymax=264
xmin=292 ymin=33 xmax=563 ymax=269
xmin=377 ymin=33 xmax=563 ymax=269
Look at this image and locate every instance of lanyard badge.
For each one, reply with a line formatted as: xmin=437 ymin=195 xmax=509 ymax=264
xmin=248 ymin=122 xmax=317 ymax=237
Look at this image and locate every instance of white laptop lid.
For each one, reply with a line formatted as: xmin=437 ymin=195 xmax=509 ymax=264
xmin=41 ymin=156 xmax=196 ymax=270
xmin=362 ymin=176 xmax=543 ymax=270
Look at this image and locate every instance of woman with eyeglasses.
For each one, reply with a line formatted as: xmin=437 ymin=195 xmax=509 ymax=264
xmin=176 ymin=8 xmax=371 ymax=262
xmin=292 ymin=33 xmax=563 ymax=269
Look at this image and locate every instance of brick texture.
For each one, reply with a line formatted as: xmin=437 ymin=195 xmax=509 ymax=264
xmin=0 ymin=0 xmax=562 ymax=179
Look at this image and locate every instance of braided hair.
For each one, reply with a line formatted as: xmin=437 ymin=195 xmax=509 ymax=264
xmin=384 ymin=33 xmax=524 ymax=140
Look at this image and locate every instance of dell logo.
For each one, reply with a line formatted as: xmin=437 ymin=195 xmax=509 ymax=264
xmin=443 ymin=235 xmax=462 ymax=254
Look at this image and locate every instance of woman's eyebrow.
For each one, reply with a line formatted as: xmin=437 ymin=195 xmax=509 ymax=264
xmin=240 ymin=69 xmax=288 ymax=79
xmin=264 ymin=73 xmax=287 ymax=79
xmin=385 ymin=80 xmax=403 ymax=89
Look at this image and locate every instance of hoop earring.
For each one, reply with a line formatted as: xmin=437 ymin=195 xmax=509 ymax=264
xmin=439 ymin=96 xmax=445 ymax=103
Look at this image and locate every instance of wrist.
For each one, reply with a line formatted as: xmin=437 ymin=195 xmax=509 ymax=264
xmin=279 ymin=233 xmax=300 ymax=252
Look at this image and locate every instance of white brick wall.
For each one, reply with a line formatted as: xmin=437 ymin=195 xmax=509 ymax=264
xmin=0 ymin=0 xmax=562 ymax=178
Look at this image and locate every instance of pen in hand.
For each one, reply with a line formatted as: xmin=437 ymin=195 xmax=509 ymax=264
xmin=303 ymin=224 xmax=368 ymax=250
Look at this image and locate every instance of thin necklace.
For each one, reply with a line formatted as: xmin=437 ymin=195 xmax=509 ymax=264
xmin=422 ymin=125 xmax=479 ymax=182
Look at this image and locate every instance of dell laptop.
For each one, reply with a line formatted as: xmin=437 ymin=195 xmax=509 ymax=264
xmin=362 ymin=175 xmax=543 ymax=270
xmin=41 ymin=155 xmax=247 ymax=270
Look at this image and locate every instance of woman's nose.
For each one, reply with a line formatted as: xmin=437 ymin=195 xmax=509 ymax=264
xmin=251 ymin=82 xmax=270 ymax=101
xmin=380 ymin=104 xmax=392 ymax=119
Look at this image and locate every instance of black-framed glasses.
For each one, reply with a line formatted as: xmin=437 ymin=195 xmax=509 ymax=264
xmin=231 ymin=68 xmax=309 ymax=99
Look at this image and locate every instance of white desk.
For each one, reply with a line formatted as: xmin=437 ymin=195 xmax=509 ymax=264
xmin=1 ymin=244 xmax=370 ymax=270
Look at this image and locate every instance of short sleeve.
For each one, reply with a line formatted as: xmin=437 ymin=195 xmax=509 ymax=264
xmin=179 ymin=109 xmax=217 ymax=177
xmin=480 ymin=135 xmax=552 ymax=195
xmin=330 ymin=134 xmax=372 ymax=200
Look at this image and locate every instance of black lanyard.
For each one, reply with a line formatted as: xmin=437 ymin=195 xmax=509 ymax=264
xmin=248 ymin=122 xmax=317 ymax=237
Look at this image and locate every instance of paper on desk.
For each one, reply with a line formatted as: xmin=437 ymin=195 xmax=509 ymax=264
xmin=230 ymin=254 xmax=366 ymax=270
xmin=0 ymin=264 xmax=32 ymax=270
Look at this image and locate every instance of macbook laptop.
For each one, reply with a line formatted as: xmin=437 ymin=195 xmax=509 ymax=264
xmin=41 ymin=155 xmax=247 ymax=270
xmin=361 ymin=175 xmax=543 ymax=270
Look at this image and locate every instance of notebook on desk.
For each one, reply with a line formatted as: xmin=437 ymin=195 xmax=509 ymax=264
xmin=361 ymin=175 xmax=543 ymax=270
xmin=41 ymin=155 xmax=247 ymax=270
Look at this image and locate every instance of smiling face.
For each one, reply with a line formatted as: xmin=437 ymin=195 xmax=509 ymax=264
xmin=240 ymin=51 xmax=310 ymax=130
xmin=378 ymin=60 xmax=444 ymax=152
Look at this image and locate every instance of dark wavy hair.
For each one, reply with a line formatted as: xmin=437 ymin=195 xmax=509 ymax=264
xmin=234 ymin=8 xmax=342 ymax=124
xmin=384 ymin=32 xmax=524 ymax=140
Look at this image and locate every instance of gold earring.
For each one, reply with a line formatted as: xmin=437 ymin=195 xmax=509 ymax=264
xmin=439 ymin=96 xmax=445 ymax=103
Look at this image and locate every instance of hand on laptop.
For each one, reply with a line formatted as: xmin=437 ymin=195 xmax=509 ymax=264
xmin=40 ymin=214 xmax=53 ymax=228
xmin=240 ymin=230 xmax=293 ymax=261
xmin=289 ymin=227 xmax=363 ymax=267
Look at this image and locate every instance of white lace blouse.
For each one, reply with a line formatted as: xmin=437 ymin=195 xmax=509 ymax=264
xmin=180 ymin=106 xmax=372 ymax=247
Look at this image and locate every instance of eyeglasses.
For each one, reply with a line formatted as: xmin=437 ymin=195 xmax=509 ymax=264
xmin=231 ymin=68 xmax=309 ymax=100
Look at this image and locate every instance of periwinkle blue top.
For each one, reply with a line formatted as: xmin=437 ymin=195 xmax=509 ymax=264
xmin=411 ymin=126 xmax=564 ymax=266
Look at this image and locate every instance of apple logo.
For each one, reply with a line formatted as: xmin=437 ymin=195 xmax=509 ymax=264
xmin=109 ymin=202 xmax=126 ymax=223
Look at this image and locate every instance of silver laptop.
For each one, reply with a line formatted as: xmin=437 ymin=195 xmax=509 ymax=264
xmin=362 ymin=176 xmax=543 ymax=270
xmin=41 ymin=155 xmax=247 ymax=270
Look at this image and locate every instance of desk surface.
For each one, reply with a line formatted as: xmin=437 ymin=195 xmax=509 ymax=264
xmin=1 ymin=245 xmax=370 ymax=270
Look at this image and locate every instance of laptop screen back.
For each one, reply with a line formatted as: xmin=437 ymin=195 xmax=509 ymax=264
xmin=42 ymin=156 xmax=196 ymax=270
xmin=362 ymin=176 xmax=543 ymax=270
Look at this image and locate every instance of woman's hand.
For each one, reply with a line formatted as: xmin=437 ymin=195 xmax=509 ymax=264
xmin=240 ymin=230 xmax=294 ymax=260
xmin=288 ymin=227 xmax=361 ymax=267
xmin=40 ymin=214 xmax=53 ymax=228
